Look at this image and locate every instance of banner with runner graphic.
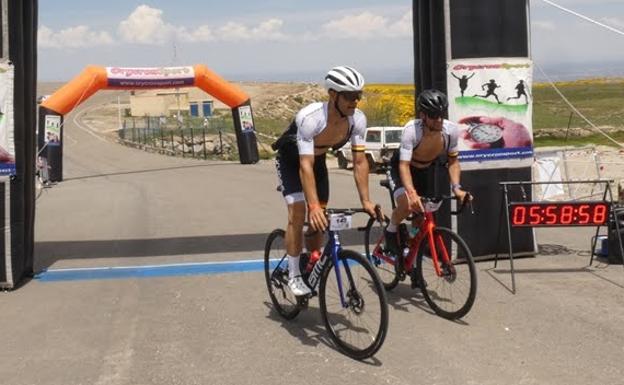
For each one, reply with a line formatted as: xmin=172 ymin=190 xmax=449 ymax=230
xmin=447 ymin=58 xmax=533 ymax=170
xmin=0 ymin=62 xmax=16 ymax=176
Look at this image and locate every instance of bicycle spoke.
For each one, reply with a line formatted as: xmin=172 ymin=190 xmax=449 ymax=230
xmin=417 ymin=227 xmax=477 ymax=320
xmin=320 ymin=250 xmax=388 ymax=359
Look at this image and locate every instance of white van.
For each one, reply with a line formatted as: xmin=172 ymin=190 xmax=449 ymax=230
xmin=336 ymin=126 xmax=403 ymax=172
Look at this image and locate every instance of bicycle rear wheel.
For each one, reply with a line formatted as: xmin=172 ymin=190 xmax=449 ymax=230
xmin=319 ymin=249 xmax=388 ymax=360
xmin=416 ymin=227 xmax=477 ymax=320
xmin=264 ymin=229 xmax=301 ymax=320
xmin=364 ymin=216 xmax=399 ymax=290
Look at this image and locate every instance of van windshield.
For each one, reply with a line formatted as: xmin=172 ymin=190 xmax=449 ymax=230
xmin=385 ymin=130 xmax=402 ymax=143
xmin=366 ymin=131 xmax=382 ymax=143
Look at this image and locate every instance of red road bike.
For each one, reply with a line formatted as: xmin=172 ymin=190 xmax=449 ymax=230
xmin=364 ymin=167 xmax=477 ymax=320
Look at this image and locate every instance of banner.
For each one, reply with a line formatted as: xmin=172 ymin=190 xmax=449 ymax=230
xmin=238 ymin=105 xmax=255 ymax=132
xmin=44 ymin=115 xmax=61 ymax=146
xmin=0 ymin=62 xmax=16 ymax=176
xmin=447 ymin=58 xmax=534 ymax=170
xmin=106 ymin=66 xmax=195 ymax=88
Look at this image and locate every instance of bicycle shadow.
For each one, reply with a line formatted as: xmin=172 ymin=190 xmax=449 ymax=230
xmin=384 ymin=283 xmax=470 ymax=326
xmin=262 ymin=301 xmax=383 ymax=365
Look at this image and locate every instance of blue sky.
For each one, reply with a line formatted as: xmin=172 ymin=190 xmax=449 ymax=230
xmin=38 ymin=0 xmax=624 ymax=82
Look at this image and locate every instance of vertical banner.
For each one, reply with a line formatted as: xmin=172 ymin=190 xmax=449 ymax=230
xmin=0 ymin=62 xmax=16 ymax=176
xmin=448 ymin=58 xmax=534 ymax=170
xmin=44 ymin=114 xmax=61 ymax=145
xmin=238 ymin=105 xmax=255 ymax=132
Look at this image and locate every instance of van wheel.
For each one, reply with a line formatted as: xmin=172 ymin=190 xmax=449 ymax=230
xmin=337 ymin=153 xmax=348 ymax=169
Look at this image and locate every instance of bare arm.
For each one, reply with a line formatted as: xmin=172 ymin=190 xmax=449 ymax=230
xmin=299 ymin=154 xmax=327 ymax=230
xmin=352 ymin=151 xmax=376 ymax=216
xmin=399 ymin=160 xmax=424 ymax=212
xmin=448 ymin=156 xmax=469 ymax=201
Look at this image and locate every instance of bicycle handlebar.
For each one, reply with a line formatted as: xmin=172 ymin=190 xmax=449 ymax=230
xmin=421 ymin=194 xmax=473 ymax=215
xmin=304 ymin=205 xmax=383 ymax=236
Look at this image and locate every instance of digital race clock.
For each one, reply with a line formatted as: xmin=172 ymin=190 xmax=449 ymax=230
xmin=509 ymin=201 xmax=610 ymax=227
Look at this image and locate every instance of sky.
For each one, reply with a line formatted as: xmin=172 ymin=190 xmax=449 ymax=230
xmin=37 ymin=0 xmax=624 ymax=82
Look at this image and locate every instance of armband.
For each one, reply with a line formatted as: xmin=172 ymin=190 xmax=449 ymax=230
xmin=451 ymin=183 xmax=462 ymax=190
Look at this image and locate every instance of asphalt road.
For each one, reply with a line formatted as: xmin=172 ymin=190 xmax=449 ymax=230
xmin=1 ymin=90 xmax=623 ymax=385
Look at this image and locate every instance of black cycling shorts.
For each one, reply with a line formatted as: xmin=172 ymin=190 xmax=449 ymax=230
xmin=389 ymin=151 xmax=436 ymax=198
xmin=275 ymin=144 xmax=329 ymax=205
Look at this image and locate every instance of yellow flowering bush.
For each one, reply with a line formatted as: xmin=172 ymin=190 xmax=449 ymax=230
xmin=360 ymin=84 xmax=416 ymax=126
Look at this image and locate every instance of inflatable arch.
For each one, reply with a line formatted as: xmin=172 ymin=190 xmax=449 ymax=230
xmin=38 ymin=65 xmax=259 ymax=181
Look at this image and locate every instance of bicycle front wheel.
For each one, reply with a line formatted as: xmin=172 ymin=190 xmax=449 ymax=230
xmin=264 ymin=229 xmax=301 ymax=320
xmin=319 ymin=249 xmax=389 ymax=360
xmin=416 ymin=227 xmax=477 ymax=320
xmin=364 ymin=216 xmax=399 ymax=290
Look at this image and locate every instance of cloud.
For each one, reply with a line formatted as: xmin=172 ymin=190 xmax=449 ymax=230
xmin=38 ymin=25 xmax=114 ymax=48
xmin=41 ymin=5 xmax=412 ymax=49
xmin=118 ymin=5 xmax=177 ymax=44
xmin=321 ymin=11 xmax=412 ymax=40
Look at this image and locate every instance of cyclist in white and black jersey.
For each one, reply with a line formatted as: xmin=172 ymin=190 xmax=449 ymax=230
xmin=272 ymin=66 xmax=379 ymax=296
xmin=384 ymin=89 xmax=471 ymax=254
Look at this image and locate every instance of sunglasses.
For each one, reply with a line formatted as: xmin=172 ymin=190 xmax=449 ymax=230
xmin=425 ymin=111 xmax=443 ymax=119
xmin=339 ymin=91 xmax=363 ymax=102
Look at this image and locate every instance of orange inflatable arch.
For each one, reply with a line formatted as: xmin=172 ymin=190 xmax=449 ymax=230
xmin=41 ymin=65 xmax=250 ymax=115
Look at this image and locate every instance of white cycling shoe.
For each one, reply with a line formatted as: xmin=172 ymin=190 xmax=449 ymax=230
xmin=288 ymin=275 xmax=311 ymax=296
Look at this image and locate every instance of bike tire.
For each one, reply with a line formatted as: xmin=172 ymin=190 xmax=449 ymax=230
xmin=364 ymin=216 xmax=399 ymax=290
xmin=319 ymin=249 xmax=389 ymax=360
xmin=264 ymin=229 xmax=301 ymax=320
xmin=416 ymin=227 xmax=477 ymax=320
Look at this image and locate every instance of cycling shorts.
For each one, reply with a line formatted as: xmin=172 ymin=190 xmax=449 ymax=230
xmin=390 ymin=151 xmax=436 ymax=201
xmin=275 ymin=144 xmax=329 ymax=205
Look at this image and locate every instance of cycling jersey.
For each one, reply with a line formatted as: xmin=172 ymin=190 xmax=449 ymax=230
xmin=391 ymin=119 xmax=460 ymax=199
xmin=398 ymin=119 xmax=459 ymax=163
xmin=273 ymin=102 xmax=367 ymax=204
xmin=295 ymin=102 xmax=367 ymax=155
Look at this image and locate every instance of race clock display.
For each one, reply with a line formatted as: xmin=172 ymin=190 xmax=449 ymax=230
xmin=509 ymin=201 xmax=610 ymax=227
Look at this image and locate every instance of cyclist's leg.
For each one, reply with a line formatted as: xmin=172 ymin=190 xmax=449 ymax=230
xmin=276 ymin=150 xmax=311 ymax=295
xmin=304 ymin=154 xmax=329 ymax=253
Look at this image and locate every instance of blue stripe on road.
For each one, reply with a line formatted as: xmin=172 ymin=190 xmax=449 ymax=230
xmin=35 ymin=259 xmax=283 ymax=282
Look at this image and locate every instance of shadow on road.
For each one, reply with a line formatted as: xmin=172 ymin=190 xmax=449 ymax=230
xmin=262 ymin=301 xmax=383 ymax=365
xmin=34 ymin=229 xmax=367 ymax=271
xmin=64 ymin=162 xmax=240 ymax=182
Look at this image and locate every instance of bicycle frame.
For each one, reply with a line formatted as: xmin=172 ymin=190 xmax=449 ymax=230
xmin=304 ymin=225 xmax=356 ymax=309
xmin=371 ymin=210 xmax=452 ymax=278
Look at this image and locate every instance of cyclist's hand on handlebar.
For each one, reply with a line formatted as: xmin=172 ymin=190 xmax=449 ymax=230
xmin=406 ymin=190 xmax=424 ymax=213
xmin=361 ymin=200 xmax=382 ymax=221
xmin=308 ymin=205 xmax=328 ymax=232
xmin=453 ymin=188 xmax=473 ymax=205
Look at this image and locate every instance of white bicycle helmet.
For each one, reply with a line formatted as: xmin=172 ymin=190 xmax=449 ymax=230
xmin=324 ymin=66 xmax=365 ymax=92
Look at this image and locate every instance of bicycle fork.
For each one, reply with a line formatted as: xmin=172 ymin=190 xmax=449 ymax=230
xmin=328 ymin=231 xmax=352 ymax=309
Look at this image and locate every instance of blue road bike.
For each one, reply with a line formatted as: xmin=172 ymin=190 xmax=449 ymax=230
xmin=264 ymin=208 xmax=389 ymax=360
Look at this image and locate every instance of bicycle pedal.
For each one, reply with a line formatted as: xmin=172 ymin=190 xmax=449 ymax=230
xmin=296 ymin=296 xmax=310 ymax=309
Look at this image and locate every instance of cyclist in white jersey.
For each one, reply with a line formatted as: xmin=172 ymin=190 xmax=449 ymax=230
xmin=384 ymin=89 xmax=471 ymax=254
xmin=272 ymin=66 xmax=379 ymax=296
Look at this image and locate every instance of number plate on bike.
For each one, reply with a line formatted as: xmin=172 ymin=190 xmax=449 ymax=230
xmin=329 ymin=213 xmax=352 ymax=231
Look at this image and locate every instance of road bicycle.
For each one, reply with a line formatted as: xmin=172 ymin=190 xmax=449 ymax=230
xmin=364 ymin=165 xmax=477 ymax=320
xmin=264 ymin=208 xmax=389 ymax=360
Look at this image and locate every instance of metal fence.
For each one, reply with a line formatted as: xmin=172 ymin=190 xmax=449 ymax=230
xmin=118 ymin=115 xmax=238 ymax=159
xmin=534 ymin=146 xmax=624 ymax=202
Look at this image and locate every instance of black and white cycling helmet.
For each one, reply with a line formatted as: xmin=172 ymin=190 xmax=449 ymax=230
xmin=417 ymin=89 xmax=448 ymax=116
xmin=324 ymin=66 xmax=365 ymax=92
